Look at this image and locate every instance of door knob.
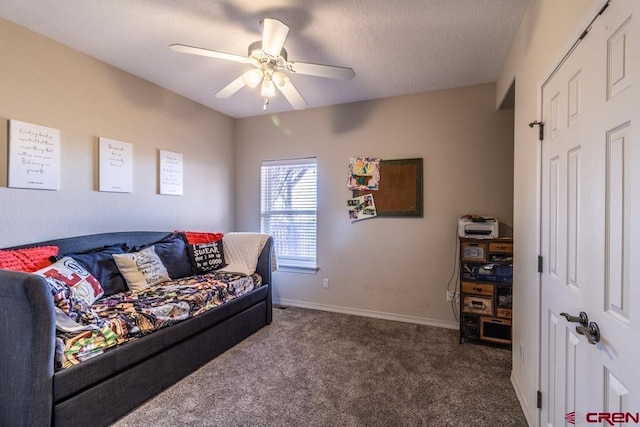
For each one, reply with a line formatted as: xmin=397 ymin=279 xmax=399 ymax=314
xmin=560 ymin=311 xmax=589 ymax=327
xmin=576 ymin=322 xmax=601 ymax=345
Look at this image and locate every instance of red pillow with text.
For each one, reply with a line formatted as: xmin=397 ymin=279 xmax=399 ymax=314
xmin=0 ymin=246 xmax=59 ymax=272
xmin=177 ymin=231 xmax=224 ymax=245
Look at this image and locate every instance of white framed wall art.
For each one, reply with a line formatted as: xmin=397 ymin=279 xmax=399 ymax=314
xmin=8 ymin=119 xmax=60 ymax=190
xmin=99 ymin=137 xmax=133 ymax=193
xmin=159 ymin=150 xmax=183 ymax=196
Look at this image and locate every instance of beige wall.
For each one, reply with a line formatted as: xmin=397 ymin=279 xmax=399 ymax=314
xmin=234 ymin=83 xmax=514 ymax=327
xmin=497 ymin=1 xmax=601 ymax=424
xmin=0 ymin=17 xmax=513 ymax=329
xmin=0 ymin=18 xmax=235 ymax=247
xmin=1 ymin=10 xmax=519 ymax=408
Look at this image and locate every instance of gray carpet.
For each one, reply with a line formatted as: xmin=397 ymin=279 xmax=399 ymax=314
xmin=113 ymin=306 xmax=527 ymax=426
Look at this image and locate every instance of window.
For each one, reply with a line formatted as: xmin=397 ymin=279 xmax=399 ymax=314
xmin=261 ymin=158 xmax=317 ymax=272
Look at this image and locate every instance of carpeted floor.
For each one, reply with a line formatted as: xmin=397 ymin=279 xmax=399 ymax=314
xmin=113 ymin=306 xmax=527 ymax=426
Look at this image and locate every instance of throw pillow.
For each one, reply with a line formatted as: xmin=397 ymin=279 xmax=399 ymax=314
xmin=177 ymin=231 xmax=224 ymax=244
xmin=136 ymin=233 xmax=193 ymax=279
xmin=112 ymin=246 xmax=171 ymax=292
xmin=59 ymin=244 xmax=128 ymax=296
xmin=187 ymin=240 xmax=227 ymax=274
xmin=218 ymin=233 xmax=270 ymax=275
xmin=35 ymin=256 xmax=104 ymax=305
xmin=0 ymin=246 xmax=59 ymax=272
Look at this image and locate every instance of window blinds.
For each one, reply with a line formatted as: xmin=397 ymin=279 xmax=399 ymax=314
xmin=261 ymin=158 xmax=317 ymax=268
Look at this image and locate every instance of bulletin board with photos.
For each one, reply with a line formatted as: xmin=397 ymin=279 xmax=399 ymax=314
xmin=352 ymin=158 xmax=423 ymax=217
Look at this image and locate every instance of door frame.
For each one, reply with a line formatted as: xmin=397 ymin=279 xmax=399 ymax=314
xmin=533 ymin=1 xmax=610 ymax=425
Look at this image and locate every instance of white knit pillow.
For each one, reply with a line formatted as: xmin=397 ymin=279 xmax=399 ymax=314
xmin=218 ymin=233 xmax=270 ymax=275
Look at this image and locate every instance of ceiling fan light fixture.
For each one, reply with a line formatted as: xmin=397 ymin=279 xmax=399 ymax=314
xmin=272 ymin=70 xmax=289 ymax=88
xmin=172 ymin=18 xmax=351 ymax=112
xmin=261 ymin=77 xmax=276 ymax=98
xmin=243 ymin=68 xmax=263 ymax=88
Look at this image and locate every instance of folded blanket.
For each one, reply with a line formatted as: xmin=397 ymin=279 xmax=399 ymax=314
xmin=54 ymin=307 xmax=100 ymax=333
xmin=219 ymin=232 xmax=277 ymax=275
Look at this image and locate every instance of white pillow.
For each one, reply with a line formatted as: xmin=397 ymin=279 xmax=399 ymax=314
xmin=112 ymin=246 xmax=170 ymax=292
xmin=35 ymin=256 xmax=104 ymax=305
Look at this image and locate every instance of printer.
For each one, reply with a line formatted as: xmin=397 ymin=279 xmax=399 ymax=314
xmin=458 ymin=216 xmax=499 ymax=239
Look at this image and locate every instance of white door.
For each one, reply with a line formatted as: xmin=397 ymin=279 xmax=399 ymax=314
xmin=540 ymin=1 xmax=640 ymax=425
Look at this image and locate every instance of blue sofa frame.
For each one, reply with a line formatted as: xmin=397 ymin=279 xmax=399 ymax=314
xmin=0 ymin=232 xmax=273 ymax=426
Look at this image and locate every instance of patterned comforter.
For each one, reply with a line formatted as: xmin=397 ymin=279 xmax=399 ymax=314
xmin=54 ymin=272 xmax=261 ymax=370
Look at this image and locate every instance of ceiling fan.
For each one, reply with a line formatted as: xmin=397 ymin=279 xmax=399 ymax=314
xmin=170 ymin=18 xmax=356 ymax=111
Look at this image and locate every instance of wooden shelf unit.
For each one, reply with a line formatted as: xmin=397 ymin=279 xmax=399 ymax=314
xmin=459 ymin=237 xmax=513 ymax=346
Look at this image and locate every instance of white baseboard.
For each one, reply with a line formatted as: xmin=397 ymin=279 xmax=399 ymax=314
xmin=511 ymin=372 xmax=535 ymax=427
xmin=273 ymin=298 xmax=459 ymax=330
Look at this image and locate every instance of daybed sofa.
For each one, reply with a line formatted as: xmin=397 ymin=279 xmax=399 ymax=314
xmin=0 ymin=231 xmax=274 ymax=426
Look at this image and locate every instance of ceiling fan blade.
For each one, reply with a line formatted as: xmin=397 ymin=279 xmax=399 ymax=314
xmin=261 ymin=18 xmax=289 ymax=56
xmin=286 ymin=61 xmax=355 ymax=80
xmin=170 ymin=43 xmax=251 ymax=64
xmin=215 ymin=75 xmax=248 ymax=98
xmin=277 ymin=80 xmax=307 ymax=110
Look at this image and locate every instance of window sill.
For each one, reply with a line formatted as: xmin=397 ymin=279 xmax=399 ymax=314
xmin=277 ymin=264 xmax=319 ymax=275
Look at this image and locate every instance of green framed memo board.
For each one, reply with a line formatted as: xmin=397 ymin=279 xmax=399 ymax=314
xmin=352 ymin=158 xmax=423 ymax=217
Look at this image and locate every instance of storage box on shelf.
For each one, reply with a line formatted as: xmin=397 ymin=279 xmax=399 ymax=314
xmin=459 ymin=237 xmax=513 ymax=346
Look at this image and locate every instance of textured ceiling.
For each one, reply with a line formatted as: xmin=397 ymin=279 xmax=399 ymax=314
xmin=0 ymin=0 xmax=528 ymax=118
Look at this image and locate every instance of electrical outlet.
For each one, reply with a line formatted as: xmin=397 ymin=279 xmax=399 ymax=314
xmin=446 ymin=291 xmax=459 ymax=302
xmin=323 ymin=278 xmax=330 ymax=289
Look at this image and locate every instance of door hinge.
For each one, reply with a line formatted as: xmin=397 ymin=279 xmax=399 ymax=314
xmin=579 ymin=28 xmax=590 ymax=41
xmin=538 ymin=256 xmax=543 ymax=273
xmin=579 ymin=1 xmax=610 ymax=41
xmin=537 ymin=390 xmax=542 ymax=409
xmin=598 ymin=1 xmax=610 ymax=17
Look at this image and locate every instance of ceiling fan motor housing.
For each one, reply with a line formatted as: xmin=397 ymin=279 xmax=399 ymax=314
xmin=248 ymin=41 xmax=287 ymax=63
